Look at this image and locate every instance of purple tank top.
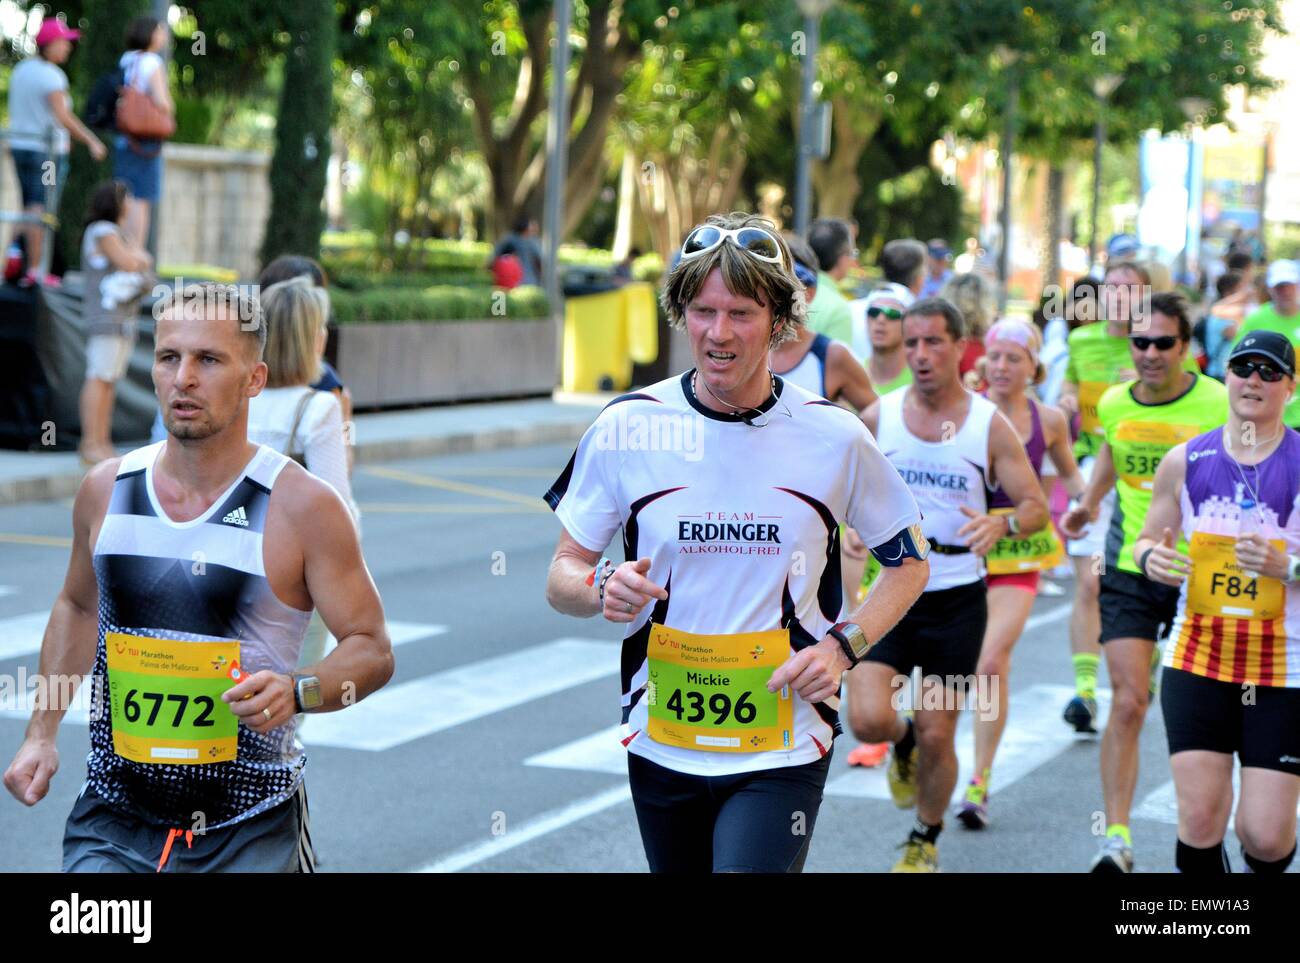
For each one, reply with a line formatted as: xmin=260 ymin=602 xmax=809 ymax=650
xmin=1184 ymin=426 xmax=1300 ymax=529
xmin=986 ymin=397 xmax=1046 ymax=510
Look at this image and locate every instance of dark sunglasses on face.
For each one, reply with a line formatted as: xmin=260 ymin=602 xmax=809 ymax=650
xmin=1129 ymin=335 xmax=1179 ymax=351
xmin=1229 ymin=359 xmax=1287 ymax=383
xmin=867 ymin=306 xmax=904 ymax=321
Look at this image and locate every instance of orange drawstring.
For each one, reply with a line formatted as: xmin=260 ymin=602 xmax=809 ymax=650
xmin=156 ymin=827 xmax=194 ymax=872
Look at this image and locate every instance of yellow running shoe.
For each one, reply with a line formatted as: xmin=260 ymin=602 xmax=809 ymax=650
xmin=891 ymin=837 xmax=939 ymax=873
xmin=886 ymin=742 xmax=918 ymax=809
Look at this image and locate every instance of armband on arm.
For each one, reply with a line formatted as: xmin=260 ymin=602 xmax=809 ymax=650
xmin=869 ymin=523 xmax=930 ymax=567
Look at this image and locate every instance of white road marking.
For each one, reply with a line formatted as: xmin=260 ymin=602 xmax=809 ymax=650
xmin=828 ymin=684 xmax=1112 ymax=800
xmin=1133 ymin=770 xmax=1300 ymax=825
xmin=323 ymin=621 xmax=447 ymax=654
xmin=0 ymin=614 xmax=445 ymax=663
xmin=416 ymin=784 xmax=632 ymax=873
xmin=299 ymin=637 xmax=617 ymax=751
xmin=526 ymin=725 xmax=628 ymax=774
xmin=0 ymin=612 xmax=54 ymax=661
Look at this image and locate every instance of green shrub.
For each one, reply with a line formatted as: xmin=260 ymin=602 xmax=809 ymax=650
xmin=330 ymin=284 xmax=549 ymax=324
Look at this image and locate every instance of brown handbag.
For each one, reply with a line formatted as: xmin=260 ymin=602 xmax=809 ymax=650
xmin=115 ymin=57 xmax=175 ymax=141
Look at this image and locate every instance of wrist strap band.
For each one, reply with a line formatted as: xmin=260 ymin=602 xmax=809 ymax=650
xmin=596 ymin=558 xmax=614 ymax=605
xmin=1139 ymin=545 xmax=1156 ymax=579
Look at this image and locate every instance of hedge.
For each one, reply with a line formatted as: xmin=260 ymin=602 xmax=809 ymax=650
xmin=329 ymin=284 xmax=550 ymax=324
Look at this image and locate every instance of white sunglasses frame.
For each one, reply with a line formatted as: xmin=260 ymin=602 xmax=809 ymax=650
xmin=678 ymin=225 xmax=786 ymax=265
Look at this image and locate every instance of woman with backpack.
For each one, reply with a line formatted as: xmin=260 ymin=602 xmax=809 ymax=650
xmin=111 ymin=16 xmax=173 ymax=247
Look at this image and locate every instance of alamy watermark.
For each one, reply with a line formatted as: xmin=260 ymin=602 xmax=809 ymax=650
xmin=592 ymin=407 xmax=706 ymax=462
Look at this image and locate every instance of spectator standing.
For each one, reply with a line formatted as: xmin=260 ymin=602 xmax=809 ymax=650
xmin=804 ymin=218 xmax=858 ymax=344
xmin=7 ymin=17 xmax=106 ymax=283
xmin=78 ymin=180 xmax=152 ymax=465
xmin=919 ymin=239 xmax=954 ymax=298
xmin=112 ymin=16 xmax=173 ymax=247
xmin=490 ymin=215 xmax=544 ymax=287
xmin=247 ymin=277 xmax=358 ymax=525
xmin=941 ymin=271 xmax=998 ymax=386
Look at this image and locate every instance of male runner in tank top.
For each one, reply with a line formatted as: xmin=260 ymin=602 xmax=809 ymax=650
xmin=846 ymin=296 xmax=1049 ymax=872
xmin=1061 ymin=292 xmax=1228 ymax=873
xmin=3 ymin=284 xmax=394 ymax=872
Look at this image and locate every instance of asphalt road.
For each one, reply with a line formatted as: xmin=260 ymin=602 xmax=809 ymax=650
xmin=0 ymin=441 xmax=1269 ymax=873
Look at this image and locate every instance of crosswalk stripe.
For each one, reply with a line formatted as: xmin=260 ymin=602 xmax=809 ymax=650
xmin=299 ymin=638 xmax=617 ymax=751
xmin=0 ymin=612 xmax=56 ymax=662
xmin=0 ymin=614 xmax=445 ymax=664
xmin=416 ymin=784 xmax=632 ymax=873
xmin=324 ymin=621 xmax=447 ymax=654
xmin=827 ymin=684 xmax=1111 ymax=800
xmin=523 ymin=681 xmax=1108 ymax=804
xmin=526 ymin=725 xmax=627 ymax=773
xmin=1133 ymin=772 xmax=1300 ymax=826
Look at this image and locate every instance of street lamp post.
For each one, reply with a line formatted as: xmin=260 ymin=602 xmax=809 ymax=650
xmin=1088 ymin=74 xmax=1123 ymax=269
xmin=544 ymin=0 xmax=573 ymax=384
xmin=1177 ymin=97 xmax=1210 ymax=287
xmin=994 ymin=46 xmax=1020 ymax=314
xmin=794 ymin=0 xmax=834 ymax=234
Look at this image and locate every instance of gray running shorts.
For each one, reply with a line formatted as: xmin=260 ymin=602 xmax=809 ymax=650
xmin=62 ymin=781 xmax=316 ymax=873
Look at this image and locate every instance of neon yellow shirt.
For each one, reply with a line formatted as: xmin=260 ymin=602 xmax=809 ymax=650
xmin=1097 ymin=374 xmax=1229 ymax=575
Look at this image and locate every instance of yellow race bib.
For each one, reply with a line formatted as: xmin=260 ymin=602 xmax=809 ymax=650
xmin=645 ymin=624 xmax=794 ymax=753
xmin=985 ymin=508 xmax=1065 ymax=574
xmin=1186 ymin=532 xmax=1286 ymax=621
xmin=105 ymin=632 xmax=242 ymax=765
xmin=1078 ymin=381 xmax=1109 ymax=438
xmin=1114 ymin=421 xmax=1202 ymax=491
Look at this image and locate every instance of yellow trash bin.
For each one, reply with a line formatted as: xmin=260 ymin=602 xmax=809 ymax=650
xmin=561 ymin=282 xmax=658 ymax=393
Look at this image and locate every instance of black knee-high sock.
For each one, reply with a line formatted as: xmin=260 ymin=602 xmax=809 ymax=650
xmin=894 ymin=717 xmax=916 ymax=758
xmin=1176 ymin=839 xmax=1230 ymax=873
xmin=910 ymin=818 xmax=942 ymax=844
xmin=1242 ymin=843 xmax=1296 ymax=874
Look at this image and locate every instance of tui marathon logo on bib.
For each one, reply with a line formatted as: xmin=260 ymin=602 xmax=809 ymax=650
xmin=677 ymin=511 xmax=782 ymax=556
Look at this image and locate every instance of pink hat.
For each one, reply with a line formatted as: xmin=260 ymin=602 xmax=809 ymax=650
xmin=36 ymin=19 xmax=80 ymax=47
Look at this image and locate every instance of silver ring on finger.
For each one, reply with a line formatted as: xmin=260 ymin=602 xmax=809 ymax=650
xmin=262 ymin=708 xmax=272 ymax=722
xmin=625 ymin=603 xmax=634 ymax=613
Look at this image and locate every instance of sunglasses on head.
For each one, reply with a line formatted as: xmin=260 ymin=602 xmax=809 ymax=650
xmin=679 ymin=225 xmax=784 ymax=265
xmin=867 ymin=305 xmax=904 ymax=321
xmin=1129 ymin=335 xmax=1179 ymax=351
xmin=1229 ymin=359 xmax=1288 ymax=383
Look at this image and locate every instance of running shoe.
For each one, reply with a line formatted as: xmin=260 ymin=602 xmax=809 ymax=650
xmin=1063 ymin=694 xmax=1098 ymax=734
xmin=846 ymin=742 xmax=889 ymax=768
xmin=891 ymin=837 xmax=939 ymax=873
xmin=1037 ymin=579 xmax=1066 ymax=597
xmin=1090 ymin=834 xmax=1134 ymax=873
xmin=956 ymin=780 xmax=989 ymax=830
xmin=886 ymin=741 xmax=918 ymax=809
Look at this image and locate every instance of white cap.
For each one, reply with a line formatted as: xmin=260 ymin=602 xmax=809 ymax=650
xmin=1267 ymin=259 xmax=1299 ymax=288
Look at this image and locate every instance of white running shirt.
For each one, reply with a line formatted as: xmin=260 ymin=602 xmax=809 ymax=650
xmin=875 ymin=388 xmax=996 ymax=591
xmin=546 ymin=371 xmax=921 ymax=776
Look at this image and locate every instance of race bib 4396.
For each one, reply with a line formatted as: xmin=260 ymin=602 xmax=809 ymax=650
xmin=105 ymin=632 xmax=241 ymax=765
xmin=645 ymin=624 xmax=793 ymax=753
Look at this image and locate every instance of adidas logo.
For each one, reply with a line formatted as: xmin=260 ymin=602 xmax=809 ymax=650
xmin=222 ymin=506 xmax=249 ymax=527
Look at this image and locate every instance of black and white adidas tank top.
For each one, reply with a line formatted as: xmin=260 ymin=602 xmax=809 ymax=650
xmin=85 ymin=442 xmax=312 ymax=828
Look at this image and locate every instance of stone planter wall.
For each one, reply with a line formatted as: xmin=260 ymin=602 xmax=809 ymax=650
xmin=335 ymin=318 xmax=558 ymax=408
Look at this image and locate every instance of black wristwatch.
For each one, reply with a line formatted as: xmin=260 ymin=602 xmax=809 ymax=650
xmin=293 ymin=674 xmax=323 ymax=713
xmin=828 ymin=621 xmax=871 ymax=666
